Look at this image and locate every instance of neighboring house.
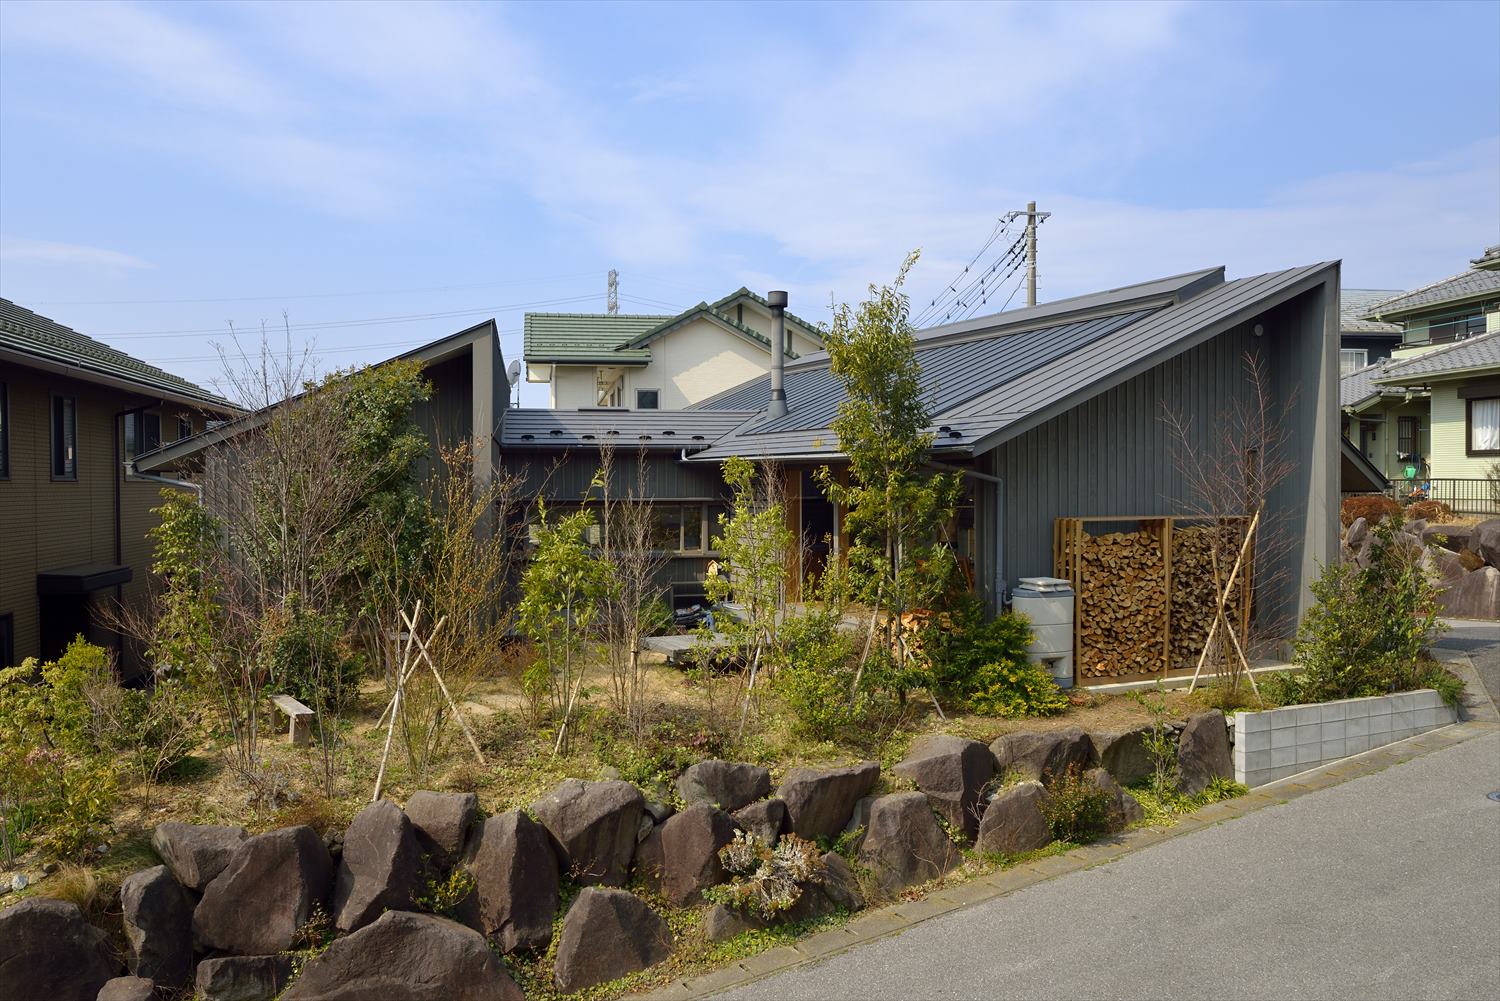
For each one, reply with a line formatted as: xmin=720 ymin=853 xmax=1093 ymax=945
xmin=1369 ymin=331 xmax=1500 ymax=508
xmin=504 ymin=262 xmax=1341 ymax=636
xmin=0 ymin=298 xmax=236 ymax=670
xmin=523 ymin=288 xmax=824 ymax=409
xmin=1339 ymin=288 xmax=1403 ymax=375
xmin=1363 ymin=245 xmax=1500 ymax=352
xmin=1340 ymin=361 xmax=1428 ymax=482
xmin=134 ymin=319 xmax=511 ymax=509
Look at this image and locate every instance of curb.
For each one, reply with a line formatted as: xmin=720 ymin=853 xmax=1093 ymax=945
xmin=637 ymin=656 xmax=1498 ymax=1001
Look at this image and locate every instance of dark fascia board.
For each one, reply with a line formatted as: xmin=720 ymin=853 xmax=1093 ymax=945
xmin=0 ymin=345 xmax=240 ymax=415
xmin=1340 ymin=436 xmax=1388 ymax=492
xmin=134 ymin=319 xmax=498 ymax=473
xmin=37 ymin=563 xmax=133 ymax=595
xmin=966 ymin=262 xmax=1339 ymax=455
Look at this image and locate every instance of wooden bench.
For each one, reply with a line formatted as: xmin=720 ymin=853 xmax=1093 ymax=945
xmin=271 ymin=694 xmax=315 ymax=746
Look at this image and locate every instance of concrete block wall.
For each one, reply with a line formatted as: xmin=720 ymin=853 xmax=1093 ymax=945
xmin=1232 ymin=690 xmax=1456 ymax=787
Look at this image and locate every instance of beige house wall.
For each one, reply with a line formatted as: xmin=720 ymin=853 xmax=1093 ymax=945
xmin=1429 ymin=379 xmax=1500 ymax=479
xmin=1347 ymin=396 xmax=1430 ymax=480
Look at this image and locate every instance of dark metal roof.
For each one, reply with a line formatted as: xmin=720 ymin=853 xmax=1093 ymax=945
xmin=500 ymin=408 xmax=759 ymax=451
xmin=0 ymin=297 xmax=232 ymax=409
xmin=690 ymin=261 xmax=1337 ymax=461
xmin=1340 ymin=437 xmax=1388 ymax=493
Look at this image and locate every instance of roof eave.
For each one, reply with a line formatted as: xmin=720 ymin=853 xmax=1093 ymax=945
xmin=0 ymin=344 xmax=238 ymax=414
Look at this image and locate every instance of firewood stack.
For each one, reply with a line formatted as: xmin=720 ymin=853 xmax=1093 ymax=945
xmin=1168 ymin=525 xmax=1247 ymax=672
xmin=1064 ymin=527 xmax=1168 ymax=680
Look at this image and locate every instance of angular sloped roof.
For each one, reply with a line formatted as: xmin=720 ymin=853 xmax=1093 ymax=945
xmin=689 ymin=262 xmax=1337 ymax=461
xmin=500 ymin=407 xmax=757 ymax=451
xmin=1340 ymin=289 xmax=1402 ymax=335
xmin=1362 ymin=263 xmax=1500 ymax=320
xmin=1371 ymin=330 xmax=1500 ymax=384
xmin=0 ymin=297 xmax=232 ymax=409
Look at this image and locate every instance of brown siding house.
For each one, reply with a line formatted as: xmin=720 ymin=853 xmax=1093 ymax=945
xmin=0 ymin=299 xmax=235 ymax=672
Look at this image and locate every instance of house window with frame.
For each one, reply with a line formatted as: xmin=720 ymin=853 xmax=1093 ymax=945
xmin=636 ymin=389 xmax=660 ymax=410
xmin=1467 ymin=397 xmax=1500 ymax=456
xmin=178 ymin=416 xmax=192 ymax=441
xmin=1339 ymin=348 xmax=1368 ymax=376
xmin=124 ymin=409 xmax=161 ymax=459
xmin=1397 ymin=416 xmax=1419 ymax=458
xmin=0 ymin=382 xmax=9 ymax=479
xmin=51 ymin=393 xmax=77 ymax=479
xmin=650 ymin=503 xmax=710 ymax=553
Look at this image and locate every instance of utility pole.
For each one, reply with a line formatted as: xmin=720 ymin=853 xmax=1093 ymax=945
xmin=607 ymin=269 xmax=619 ymax=316
xmin=1000 ymin=202 xmax=1051 ymax=307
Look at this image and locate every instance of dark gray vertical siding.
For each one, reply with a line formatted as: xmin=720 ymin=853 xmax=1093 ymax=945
xmin=503 ymin=449 xmax=727 ymax=502
xmin=411 ymin=354 xmax=473 ymax=481
xmin=990 ymin=318 xmax=1259 ymax=586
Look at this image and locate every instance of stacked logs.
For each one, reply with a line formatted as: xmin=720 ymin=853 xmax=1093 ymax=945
xmin=1168 ymin=525 xmax=1247 ymax=672
xmin=1064 ymin=527 xmax=1168 ymax=680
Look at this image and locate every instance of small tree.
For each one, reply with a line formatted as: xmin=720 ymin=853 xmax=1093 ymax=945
xmin=706 ymin=456 xmax=793 ymax=737
xmin=817 ymin=252 xmax=961 ymax=696
xmin=518 ymin=503 xmax=610 ymax=754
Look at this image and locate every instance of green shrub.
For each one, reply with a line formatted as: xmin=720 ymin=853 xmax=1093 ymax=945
xmin=775 ymin=610 xmax=869 ymax=741
xmin=920 ymin=598 xmax=1033 ymax=707
xmin=1279 ymin=515 xmax=1445 ymax=705
xmin=1039 ymin=765 xmax=1111 ymax=842
xmin=968 ymin=660 xmax=1069 ymax=718
xmin=261 ymin=598 xmax=364 ymax=713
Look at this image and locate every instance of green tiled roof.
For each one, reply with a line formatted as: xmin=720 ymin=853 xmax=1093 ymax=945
xmin=0 ymin=297 xmax=231 ymax=409
xmin=709 ymin=287 xmax=825 ymax=341
xmin=522 ymin=312 xmax=664 ymax=364
xmin=621 ymin=302 xmax=803 ymax=358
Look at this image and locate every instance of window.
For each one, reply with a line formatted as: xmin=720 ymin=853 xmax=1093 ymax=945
xmin=650 ymin=503 xmax=710 ymax=553
xmin=51 ymin=394 xmax=77 ymax=479
xmin=1339 ymin=348 xmax=1368 ymax=376
xmin=178 ymin=416 xmax=192 ymax=441
xmin=124 ymin=409 xmax=161 ymax=459
xmin=1397 ymin=416 xmax=1419 ymax=458
xmin=0 ymin=613 xmax=11 ymax=668
xmin=1468 ymin=397 xmax=1500 ymax=456
xmin=0 ymin=382 xmax=8 ymax=479
xmin=636 ymin=389 xmax=660 ymax=410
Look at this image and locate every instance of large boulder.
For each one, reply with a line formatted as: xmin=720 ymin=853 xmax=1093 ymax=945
xmin=777 ymin=761 xmax=881 ymax=841
xmin=459 ymin=809 xmax=559 ymax=953
xmin=282 ymin=911 xmax=524 ymax=1001
xmin=193 ymin=825 xmax=332 ymax=955
xmin=990 ymin=727 xmax=1096 ymax=784
xmin=1422 ymin=547 xmax=1468 ymax=588
xmin=1422 ymin=523 xmax=1472 ymax=553
xmin=405 ymin=791 xmax=478 ymax=870
xmin=675 ymin=760 xmax=772 ymax=812
xmin=195 ymin=955 xmax=294 ymax=1001
xmin=1437 ymin=566 xmax=1500 ymax=620
xmin=1086 ymin=767 xmax=1144 ymax=832
xmin=1177 ymin=710 xmax=1232 ymax=796
xmin=731 ymin=798 xmax=789 ymax=846
xmin=531 ymin=779 xmax=643 ymax=886
xmin=635 ymin=802 xmax=740 ymax=906
xmin=97 ymin=977 xmax=156 ymax=1001
xmin=975 ymin=782 xmax=1052 ymax=856
xmin=0 ymin=898 xmax=118 ymax=1001
xmin=891 ymin=734 xmax=995 ymax=841
xmin=333 ymin=799 xmax=426 ymax=933
xmin=552 ymin=887 xmax=673 ymax=995
xmin=1470 ymin=518 xmax=1500 ymax=566
xmin=856 ymin=792 xmax=961 ymax=893
xmin=1401 ymin=518 xmax=1428 ymax=539
xmin=150 ymin=821 xmax=248 ymax=892
xmin=1089 ymin=727 xmax=1156 ymax=787
xmin=120 ymin=864 xmax=194 ymax=988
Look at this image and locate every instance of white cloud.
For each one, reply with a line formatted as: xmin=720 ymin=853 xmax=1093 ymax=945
xmin=0 ymin=237 xmax=153 ymax=270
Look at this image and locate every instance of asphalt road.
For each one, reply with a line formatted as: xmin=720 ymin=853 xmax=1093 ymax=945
xmin=714 ymin=731 xmax=1500 ymax=1001
xmin=1436 ymin=617 xmax=1500 ymax=711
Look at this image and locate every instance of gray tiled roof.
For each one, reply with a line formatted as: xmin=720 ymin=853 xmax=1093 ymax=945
xmin=1340 ymin=361 xmax=1420 ymax=409
xmin=500 ymin=408 xmax=758 ymax=451
xmin=689 ymin=261 xmax=1337 ymax=461
xmin=1372 ymin=331 xmax=1500 ymax=383
xmin=0 ymin=297 xmax=230 ymax=408
xmin=1362 ymin=266 xmax=1500 ymax=319
xmin=1340 ymin=289 xmax=1402 ymax=335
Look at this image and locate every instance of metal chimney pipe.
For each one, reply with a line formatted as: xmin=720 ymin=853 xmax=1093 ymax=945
xmin=767 ymin=290 xmax=789 ymax=419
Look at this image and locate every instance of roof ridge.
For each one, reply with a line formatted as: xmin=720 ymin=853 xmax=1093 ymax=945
xmin=1381 ymin=329 xmax=1500 ymax=375
xmin=1362 ymin=265 xmax=1498 ymax=318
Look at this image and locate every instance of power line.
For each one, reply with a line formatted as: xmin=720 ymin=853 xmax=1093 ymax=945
xmin=22 ymin=271 xmax=601 ymax=306
xmin=915 ymin=218 xmax=1018 ymax=327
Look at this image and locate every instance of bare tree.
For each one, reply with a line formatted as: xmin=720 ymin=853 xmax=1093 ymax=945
xmin=1162 ymin=351 xmax=1299 ymax=694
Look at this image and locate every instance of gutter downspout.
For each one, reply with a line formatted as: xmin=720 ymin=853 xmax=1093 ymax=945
xmin=126 ymin=464 xmax=204 ymax=500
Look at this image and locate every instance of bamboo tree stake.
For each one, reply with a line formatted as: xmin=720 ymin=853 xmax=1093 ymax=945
xmin=372 ymin=604 xmax=420 ymax=802
xmin=400 ymin=608 xmax=484 ymax=765
xmin=1188 ymin=510 xmax=1261 ymax=693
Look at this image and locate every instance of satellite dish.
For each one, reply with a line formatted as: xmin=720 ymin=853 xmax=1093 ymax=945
xmin=506 ymin=359 xmax=521 ymax=385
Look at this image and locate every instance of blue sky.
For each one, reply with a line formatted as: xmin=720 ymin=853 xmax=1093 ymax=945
xmin=1 ymin=0 xmax=1497 ymax=406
